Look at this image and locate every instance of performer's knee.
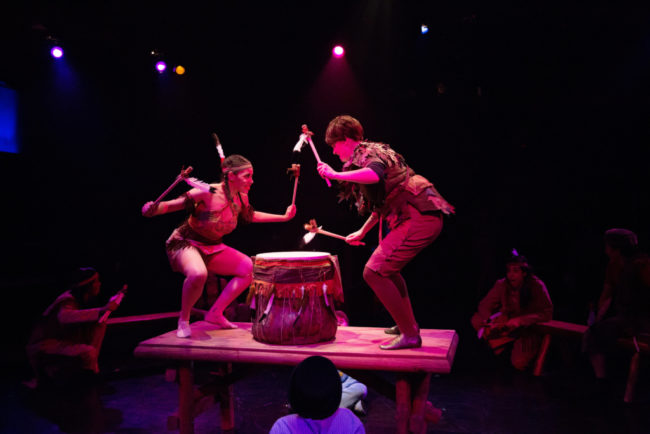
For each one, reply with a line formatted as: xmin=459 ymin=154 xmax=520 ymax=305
xmin=236 ymin=256 xmax=254 ymax=280
xmin=510 ymin=351 xmax=533 ymax=371
xmin=362 ymin=266 xmax=378 ymax=285
xmin=185 ymin=269 xmax=208 ymax=288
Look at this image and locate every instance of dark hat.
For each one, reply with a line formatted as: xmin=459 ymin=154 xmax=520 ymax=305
xmin=604 ymin=228 xmax=638 ymax=251
xmin=289 ymin=356 xmax=342 ymax=420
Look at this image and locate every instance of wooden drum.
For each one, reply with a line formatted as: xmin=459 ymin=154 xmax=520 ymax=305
xmin=250 ymin=251 xmax=343 ymax=345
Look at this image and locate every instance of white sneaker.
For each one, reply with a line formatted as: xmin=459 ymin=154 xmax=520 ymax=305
xmin=177 ymin=320 xmax=192 ymax=338
xmin=353 ymin=400 xmax=365 ymax=415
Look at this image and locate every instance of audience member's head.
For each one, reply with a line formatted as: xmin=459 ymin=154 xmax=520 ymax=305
xmin=604 ymin=228 xmax=638 ymax=258
xmin=289 ymin=356 xmax=342 ymax=420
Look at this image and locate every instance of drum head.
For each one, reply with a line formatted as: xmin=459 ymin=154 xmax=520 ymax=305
xmin=255 ymin=251 xmax=330 ymax=260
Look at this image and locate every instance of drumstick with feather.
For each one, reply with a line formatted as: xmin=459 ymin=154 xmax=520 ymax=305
xmin=294 ymin=124 xmax=331 ymax=187
xmin=152 ymin=166 xmax=194 ymax=207
xmin=303 ymin=219 xmax=365 ymax=245
xmin=144 ymin=166 xmax=217 ymax=216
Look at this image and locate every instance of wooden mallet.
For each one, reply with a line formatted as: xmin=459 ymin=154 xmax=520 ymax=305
xmin=287 ymin=163 xmax=300 ymax=206
xmin=299 ymin=124 xmax=331 ymax=188
xmin=303 ymin=219 xmax=365 ymax=245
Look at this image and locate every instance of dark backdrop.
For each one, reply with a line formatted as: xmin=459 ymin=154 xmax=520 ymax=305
xmin=1 ymin=2 xmax=649 ymax=366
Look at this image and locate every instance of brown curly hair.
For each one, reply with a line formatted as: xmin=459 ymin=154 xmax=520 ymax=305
xmin=325 ymin=115 xmax=364 ymax=145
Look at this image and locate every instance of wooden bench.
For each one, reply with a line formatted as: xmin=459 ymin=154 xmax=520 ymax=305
xmin=134 ymin=321 xmax=459 ymax=434
xmin=532 ymin=320 xmax=649 ymax=403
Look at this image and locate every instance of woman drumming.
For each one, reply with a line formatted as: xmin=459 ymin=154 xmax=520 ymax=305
xmin=142 ymin=155 xmax=296 ymax=338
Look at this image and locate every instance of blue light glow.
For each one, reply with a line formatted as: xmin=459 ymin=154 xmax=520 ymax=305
xmin=0 ymin=85 xmax=19 ymax=153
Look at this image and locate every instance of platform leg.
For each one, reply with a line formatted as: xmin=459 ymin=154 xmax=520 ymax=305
xmin=624 ymin=352 xmax=640 ymax=403
xmin=178 ymin=361 xmax=194 ymax=434
xmin=409 ymin=373 xmax=431 ymax=434
xmin=217 ymin=363 xmax=235 ymax=430
xmin=533 ymin=334 xmax=552 ymax=376
xmin=395 ymin=375 xmax=412 ymax=434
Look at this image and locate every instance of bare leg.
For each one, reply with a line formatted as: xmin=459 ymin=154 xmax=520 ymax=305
xmin=174 ymin=248 xmax=209 ymax=323
xmin=204 ymin=247 xmax=253 ymax=329
xmin=389 ymin=273 xmax=418 ymax=330
xmin=363 ymin=267 xmax=419 ymax=337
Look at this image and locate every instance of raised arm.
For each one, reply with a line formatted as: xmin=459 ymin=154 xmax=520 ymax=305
xmin=142 ymin=188 xmax=200 ymax=217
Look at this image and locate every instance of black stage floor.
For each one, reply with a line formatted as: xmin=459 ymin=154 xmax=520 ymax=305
xmin=2 ymin=322 xmax=649 ymax=434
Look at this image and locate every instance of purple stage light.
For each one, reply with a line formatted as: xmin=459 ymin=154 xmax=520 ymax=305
xmin=155 ymin=61 xmax=167 ymax=73
xmin=421 ymin=25 xmax=429 ymax=35
xmin=333 ymin=45 xmax=344 ymax=57
xmin=51 ymin=46 xmax=64 ymax=58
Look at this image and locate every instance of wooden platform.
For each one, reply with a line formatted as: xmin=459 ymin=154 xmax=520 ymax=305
xmin=135 ymin=321 xmax=457 ymax=373
xmin=135 ymin=321 xmax=459 ymax=433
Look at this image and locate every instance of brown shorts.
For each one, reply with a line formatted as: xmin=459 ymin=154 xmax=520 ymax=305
xmin=366 ymin=205 xmax=443 ymax=277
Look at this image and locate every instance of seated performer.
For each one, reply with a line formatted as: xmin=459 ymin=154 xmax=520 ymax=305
xmin=270 ymin=355 xmax=365 ymax=434
xmin=317 ymin=115 xmax=454 ymax=350
xmin=470 ymin=252 xmax=553 ymax=370
xmin=584 ymin=228 xmax=650 ymax=381
xmin=26 ymin=267 xmax=121 ymax=387
xmin=142 ymin=154 xmax=296 ymax=338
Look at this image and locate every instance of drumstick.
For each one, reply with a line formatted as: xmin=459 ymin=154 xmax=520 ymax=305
xmin=299 ymin=124 xmax=331 ymax=188
xmin=318 ymin=228 xmax=364 ymax=244
xmin=292 ymin=177 xmax=299 ymax=206
xmin=287 ymin=164 xmax=300 ymax=206
xmin=153 ymin=166 xmax=193 ymax=206
xmin=99 ymin=284 xmax=128 ymax=323
xmin=303 ymin=221 xmax=365 ymax=245
xmin=306 ymin=135 xmax=332 ymax=188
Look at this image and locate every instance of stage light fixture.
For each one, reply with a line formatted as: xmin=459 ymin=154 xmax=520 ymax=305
xmin=421 ymin=25 xmax=429 ymax=35
xmin=155 ymin=61 xmax=167 ymax=73
xmin=333 ymin=45 xmax=344 ymax=57
xmin=174 ymin=65 xmax=186 ymax=75
xmin=50 ymin=46 xmax=64 ymax=58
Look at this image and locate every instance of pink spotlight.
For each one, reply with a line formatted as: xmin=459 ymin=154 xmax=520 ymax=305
xmin=51 ymin=46 xmax=64 ymax=58
xmin=333 ymin=45 xmax=345 ymax=58
xmin=155 ymin=61 xmax=167 ymax=73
